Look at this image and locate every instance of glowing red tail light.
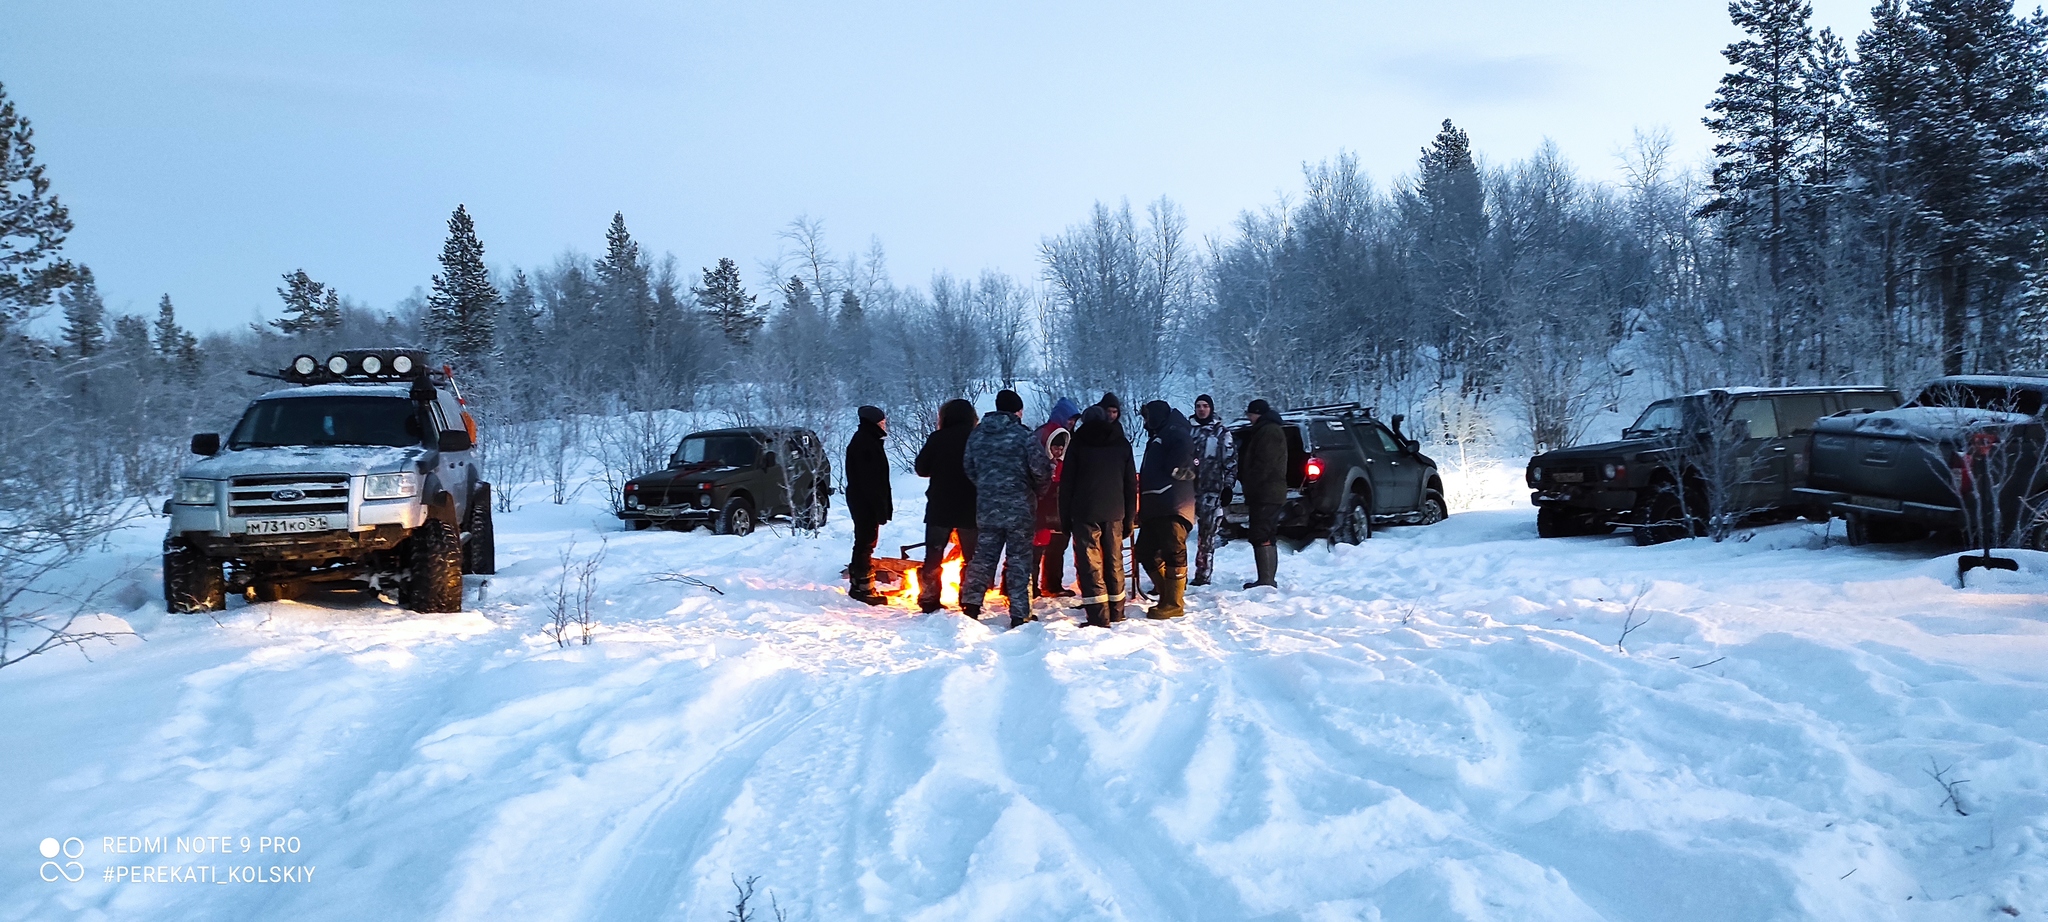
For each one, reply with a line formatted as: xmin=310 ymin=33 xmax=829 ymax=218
xmin=1304 ymin=457 xmax=1324 ymax=483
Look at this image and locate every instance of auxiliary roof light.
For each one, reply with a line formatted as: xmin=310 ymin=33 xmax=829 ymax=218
xmin=327 ymin=355 xmax=349 ymax=375
xmin=292 ymin=355 xmax=318 ymax=376
xmin=360 ymin=354 xmax=383 ymax=374
xmin=391 ymin=354 xmax=414 ymax=374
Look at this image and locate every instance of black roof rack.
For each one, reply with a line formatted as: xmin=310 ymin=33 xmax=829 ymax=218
xmin=1282 ymin=401 xmax=1377 ymax=419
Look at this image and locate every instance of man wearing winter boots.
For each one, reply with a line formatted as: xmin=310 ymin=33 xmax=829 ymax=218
xmin=1137 ymin=400 xmax=1197 ymax=619
xmin=1239 ymin=398 xmax=1287 ymax=589
xmin=959 ymin=390 xmax=1052 ymax=628
xmin=1032 ymin=397 xmax=1082 ymax=597
xmin=914 ymin=398 xmax=979 ymax=614
xmin=1188 ymin=394 xmax=1237 ymax=587
xmin=845 ymin=405 xmax=892 ymax=605
xmin=1061 ymin=405 xmax=1137 ymax=628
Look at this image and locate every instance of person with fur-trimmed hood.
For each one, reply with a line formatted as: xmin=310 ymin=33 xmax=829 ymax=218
xmin=1060 ymin=404 xmax=1138 ymax=628
xmin=1188 ymin=394 xmax=1237 ymax=586
xmin=959 ymin=390 xmax=1052 ymax=628
xmin=1032 ymin=397 xmax=1082 ymax=596
xmin=845 ymin=405 xmax=892 ymax=605
xmin=914 ymin=398 xmax=979 ymax=614
xmin=1136 ymin=400 xmax=1196 ymax=618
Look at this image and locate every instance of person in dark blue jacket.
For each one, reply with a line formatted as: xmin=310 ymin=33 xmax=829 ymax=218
xmin=1136 ymin=399 xmax=1196 ymax=619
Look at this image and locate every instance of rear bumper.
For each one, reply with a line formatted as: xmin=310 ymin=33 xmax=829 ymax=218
xmin=1792 ymin=487 xmax=1965 ymax=528
xmin=1530 ymin=487 xmax=1639 ymax=512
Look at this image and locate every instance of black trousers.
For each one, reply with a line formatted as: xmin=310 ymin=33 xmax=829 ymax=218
xmin=920 ymin=524 xmax=977 ymax=607
xmin=1247 ymin=502 xmax=1283 ymax=546
xmin=1135 ymin=516 xmax=1189 ymax=574
xmin=849 ymin=518 xmax=881 ymax=587
xmin=1035 ymin=531 xmax=1070 ymax=592
xmin=1070 ymin=521 xmax=1126 ymax=606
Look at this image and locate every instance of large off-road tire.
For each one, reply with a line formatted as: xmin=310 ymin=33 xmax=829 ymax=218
xmin=715 ymin=497 xmax=756 ymax=537
xmin=251 ymin=581 xmax=303 ymax=603
xmin=402 ymin=518 xmax=465 ymax=613
xmin=803 ymin=492 xmax=829 ymax=529
xmin=1634 ymin=483 xmax=1692 ymax=546
xmin=1417 ymin=489 xmax=1448 ymax=526
xmin=626 ymin=519 xmax=651 ymax=531
xmin=1845 ymin=512 xmax=1925 ymax=547
xmin=1329 ymin=492 xmax=1371 ymax=546
xmin=164 ymin=543 xmax=226 ymax=613
xmin=462 ymin=484 xmax=497 ymax=575
xmin=1537 ymin=504 xmax=1579 ymax=538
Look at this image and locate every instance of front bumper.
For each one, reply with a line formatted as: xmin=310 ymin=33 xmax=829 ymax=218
xmin=167 ymin=474 xmax=428 ymax=562
xmin=1528 ymin=485 xmax=1639 ymax=512
xmin=616 ymin=504 xmax=717 ymax=524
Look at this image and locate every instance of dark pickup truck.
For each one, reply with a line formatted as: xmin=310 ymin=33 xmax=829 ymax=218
xmin=1223 ymin=403 xmax=1445 ymax=544
xmin=1794 ymin=374 xmax=2048 ymax=549
xmin=1528 ymin=386 xmax=1900 ymax=544
xmin=618 ymin=427 xmax=831 ymax=535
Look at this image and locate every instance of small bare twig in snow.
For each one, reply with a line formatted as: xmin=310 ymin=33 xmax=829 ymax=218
xmin=1925 ymin=758 xmax=1970 ymax=816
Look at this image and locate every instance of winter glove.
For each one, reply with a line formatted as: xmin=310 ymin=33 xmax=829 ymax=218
xmin=1173 ymin=465 xmax=1196 ymax=482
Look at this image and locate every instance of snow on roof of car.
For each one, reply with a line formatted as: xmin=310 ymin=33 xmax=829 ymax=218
xmin=259 ymin=382 xmax=417 ymax=400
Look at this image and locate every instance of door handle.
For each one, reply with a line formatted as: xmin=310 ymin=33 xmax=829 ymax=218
xmin=1771 ymin=446 xmax=1787 ymax=453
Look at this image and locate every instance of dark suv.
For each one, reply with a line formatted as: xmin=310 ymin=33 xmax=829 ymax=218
xmin=618 ymin=427 xmax=831 ymax=535
xmin=1796 ymin=374 xmax=2048 ymax=549
xmin=1224 ymin=403 xmax=1445 ymax=544
xmin=1527 ymin=386 xmax=1899 ymax=544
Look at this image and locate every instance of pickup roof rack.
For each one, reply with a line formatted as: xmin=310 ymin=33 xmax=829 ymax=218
xmin=1283 ymin=402 xmax=1377 ymax=419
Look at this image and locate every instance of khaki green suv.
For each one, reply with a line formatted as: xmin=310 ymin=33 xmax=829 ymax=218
xmin=617 ymin=427 xmax=831 ymax=535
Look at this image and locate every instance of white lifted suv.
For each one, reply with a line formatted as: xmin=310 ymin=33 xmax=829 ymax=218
xmin=163 ymin=349 xmax=495 ymax=613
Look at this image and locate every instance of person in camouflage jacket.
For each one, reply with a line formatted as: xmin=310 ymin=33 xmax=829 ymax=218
xmin=1188 ymin=394 xmax=1237 ymax=586
xmin=960 ymin=389 xmax=1053 ymax=627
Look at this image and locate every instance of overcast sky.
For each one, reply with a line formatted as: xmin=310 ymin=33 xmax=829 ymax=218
xmin=5 ymin=0 xmax=1878 ymax=331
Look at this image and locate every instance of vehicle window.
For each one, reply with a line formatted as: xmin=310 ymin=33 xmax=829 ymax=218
xmin=1365 ymin=424 xmax=1403 ymax=454
xmin=1835 ymin=391 xmax=1900 ymax=413
xmin=1312 ymin=420 xmax=1349 ymax=450
xmin=1774 ymin=395 xmax=1828 ymax=434
xmin=229 ymin=396 xmax=422 ymax=449
xmin=677 ymin=435 xmax=759 ymax=468
xmin=1286 ymin=425 xmax=1309 ymax=488
xmin=1624 ymin=400 xmax=1682 ymax=438
xmin=1728 ymin=398 xmax=1779 ymax=440
xmin=1913 ymin=383 xmax=2046 ymax=416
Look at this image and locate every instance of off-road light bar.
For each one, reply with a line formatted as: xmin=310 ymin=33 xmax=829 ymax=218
xmin=293 ymin=355 xmax=318 ymax=376
xmin=360 ymin=354 xmax=383 ymax=374
xmin=327 ymin=355 xmax=350 ymax=374
xmin=391 ymin=354 xmax=413 ymax=374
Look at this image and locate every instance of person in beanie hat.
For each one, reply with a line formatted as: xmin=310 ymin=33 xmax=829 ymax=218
xmin=1136 ymin=400 xmax=1196 ymax=619
xmin=1188 ymin=394 xmax=1237 ymax=586
xmin=1098 ymin=392 xmax=1123 ymax=428
xmin=914 ymin=398 xmax=980 ymax=613
xmin=960 ymin=389 xmax=1052 ymax=628
xmin=1032 ymin=397 xmax=1083 ymax=596
xmin=845 ymin=405 xmax=892 ymax=605
xmin=1060 ymin=405 xmax=1137 ymax=627
xmin=1238 ymin=398 xmax=1287 ymax=589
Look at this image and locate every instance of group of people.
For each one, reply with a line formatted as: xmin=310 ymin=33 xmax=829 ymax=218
xmin=842 ymin=390 xmax=1293 ymax=630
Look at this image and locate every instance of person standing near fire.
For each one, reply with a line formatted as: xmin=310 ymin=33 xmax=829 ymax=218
xmin=1136 ymin=400 xmax=1196 ymax=619
xmin=1032 ymin=397 xmax=1082 ymax=596
xmin=960 ymin=390 xmax=1052 ymax=628
xmin=1060 ymin=404 xmax=1138 ymax=628
xmin=1239 ymin=398 xmax=1287 ymax=589
xmin=844 ymin=405 xmax=892 ymax=606
xmin=914 ymin=398 xmax=979 ymax=614
xmin=1187 ymin=394 xmax=1236 ymax=587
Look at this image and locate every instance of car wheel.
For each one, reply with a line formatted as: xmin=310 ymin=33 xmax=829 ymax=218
xmin=164 ymin=542 xmax=226 ymax=613
xmin=1537 ymin=504 xmax=1577 ymax=538
xmin=803 ymin=498 xmax=828 ymax=529
xmin=1329 ymin=492 xmax=1371 ymax=545
xmin=716 ymin=497 xmax=756 ymax=537
xmin=627 ymin=519 xmax=651 ymax=531
xmin=1634 ymin=483 xmax=1690 ymax=546
xmin=401 ymin=518 xmax=465 ymax=613
xmin=462 ymin=484 xmax=496 ymax=575
xmin=251 ymin=580 xmax=303 ymax=603
xmin=1418 ymin=489 xmax=1447 ymax=526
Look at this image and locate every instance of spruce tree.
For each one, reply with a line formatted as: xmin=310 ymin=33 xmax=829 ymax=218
xmin=593 ymin=212 xmax=652 ymax=361
xmin=423 ymin=204 xmax=500 ymax=368
xmin=58 ymin=267 xmax=105 ymax=358
xmin=693 ymin=257 xmax=764 ymax=346
xmin=499 ymin=268 xmax=542 ymax=375
xmin=0 ymin=80 xmax=76 ymax=330
xmin=272 ymin=269 xmax=334 ymax=336
xmin=152 ymin=293 xmax=199 ymax=376
xmin=1405 ymin=119 xmax=1489 ymax=380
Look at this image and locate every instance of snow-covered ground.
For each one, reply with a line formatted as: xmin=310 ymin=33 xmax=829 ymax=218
xmin=7 ymin=468 xmax=2047 ymax=921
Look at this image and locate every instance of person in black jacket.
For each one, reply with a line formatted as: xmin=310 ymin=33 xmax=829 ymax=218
xmin=913 ymin=398 xmax=979 ymax=614
xmin=1136 ymin=400 xmax=1196 ymax=619
xmin=845 ymin=405 xmax=892 ymax=605
xmin=1059 ymin=405 xmax=1137 ymax=628
xmin=1239 ymin=398 xmax=1288 ymax=589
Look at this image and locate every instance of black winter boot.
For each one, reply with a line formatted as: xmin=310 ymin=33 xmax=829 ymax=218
xmin=1107 ymin=599 xmax=1126 ymax=623
xmin=1082 ymin=604 xmax=1110 ymax=629
xmin=1009 ymin=612 xmax=1038 ymax=629
xmin=1243 ymin=544 xmax=1279 ymax=589
xmin=960 ymin=603 xmax=982 ymax=622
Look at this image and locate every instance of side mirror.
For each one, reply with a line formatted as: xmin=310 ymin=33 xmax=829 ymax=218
xmin=1403 ymin=438 xmax=1420 ymax=453
xmin=762 ymin=451 xmax=778 ymax=469
xmin=438 ymin=430 xmax=473 ymax=453
xmin=191 ymin=433 xmax=220 ymax=456
xmin=668 ymin=454 xmax=681 ymax=468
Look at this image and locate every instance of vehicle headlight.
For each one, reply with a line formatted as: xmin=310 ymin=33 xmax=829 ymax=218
xmin=174 ymin=478 xmax=217 ymax=505
xmin=1603 ymin=463 xmax=1624 ymax=481
xmin=1528 ymin=466 xmax=1543 ymax=484
xmin=363 ymin=472 xmax=420 ymax=500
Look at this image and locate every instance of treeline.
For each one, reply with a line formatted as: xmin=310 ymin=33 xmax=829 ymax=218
xmin=4 ymin=0 xmax=2047 ymax=517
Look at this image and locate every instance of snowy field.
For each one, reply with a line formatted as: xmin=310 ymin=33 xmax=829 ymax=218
xmin=6 ymin=468 xmax=2047 ymax=921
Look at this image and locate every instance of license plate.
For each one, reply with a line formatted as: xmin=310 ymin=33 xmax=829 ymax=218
xmin=246 ymin=516 xmax=332 ymax=535
xmin=1851 ymin=495 xmax=1903 ymax=512
xmin=1550 ymin=472 xmax=1585 ymax=483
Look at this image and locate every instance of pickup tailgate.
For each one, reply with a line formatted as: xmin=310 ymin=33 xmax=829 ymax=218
xmin=1809 ymin=407 xmax=2036 ymax=505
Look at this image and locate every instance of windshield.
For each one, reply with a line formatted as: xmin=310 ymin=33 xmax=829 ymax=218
xmin=1623 ymin=400 xmax=1684 ymax=438
xmin=229 ymin=396 xmax=423 ymax=449
xmin=676 ymin=435 xmax=758 ymax=468
xmin=1911 ymin=382 xmax=2045 ymax=416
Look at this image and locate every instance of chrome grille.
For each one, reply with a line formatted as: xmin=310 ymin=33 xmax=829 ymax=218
xmin=229 ymin=473 xmax=350 ymax=517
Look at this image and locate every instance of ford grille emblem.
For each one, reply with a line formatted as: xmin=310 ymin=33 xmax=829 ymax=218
xmin=271 ymin=488 xmax=306 ymax=502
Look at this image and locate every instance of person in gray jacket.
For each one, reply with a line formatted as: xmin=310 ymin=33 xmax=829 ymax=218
xmin=960 ymin=389 xmax=1052 ymax=628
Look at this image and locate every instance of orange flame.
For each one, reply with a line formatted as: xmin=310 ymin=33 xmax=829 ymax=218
xmin=881 ymin=546 xmax=1005 ymax=608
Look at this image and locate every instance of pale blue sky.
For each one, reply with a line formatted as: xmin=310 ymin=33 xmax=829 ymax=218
xmin=4 ymin=0 xmax=1875 ymax=331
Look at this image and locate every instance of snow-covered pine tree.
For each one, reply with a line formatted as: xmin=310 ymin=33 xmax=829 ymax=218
xmin=1848 ymin=0 xmax=1926 ymax=382
xmin=151 ymin=293 xmax=200 ymax=379
xmin=272 ymin=269 xmax=334 ymax=336
xmin=58 ymin=267 xmax=105 ymax=358
xmin=693 ymin=257 xmax=764 ymax=346
xmin=499 ymin=269 xmax=542 ymax=378
xmin=593 ymin=212 xmax=652 ymax=370
xmin=0 ymin=80 xmax=76 ymax=332
xmin=424 ymin=204 xmax=501 ymax=369
xmin=2017 ymin=234 xmax=2048 ymax=367
xmin=1401 ymin=120 xmax=1489 ymax=385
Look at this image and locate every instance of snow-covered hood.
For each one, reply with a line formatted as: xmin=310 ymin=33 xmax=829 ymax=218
xmin=181 ymin=445 xmax=432 ymax=480
xmin=1815 ymin=406 xmax=2038 ymax=442
xmin=1531 ymin=436 xmax=1669 ymax=466
xmin=628 ymin=463 xmax=750 ymax=488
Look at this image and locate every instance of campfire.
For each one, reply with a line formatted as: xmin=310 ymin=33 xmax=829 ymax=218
xmin=869 ymin=542 xmax=1005 ymax=609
